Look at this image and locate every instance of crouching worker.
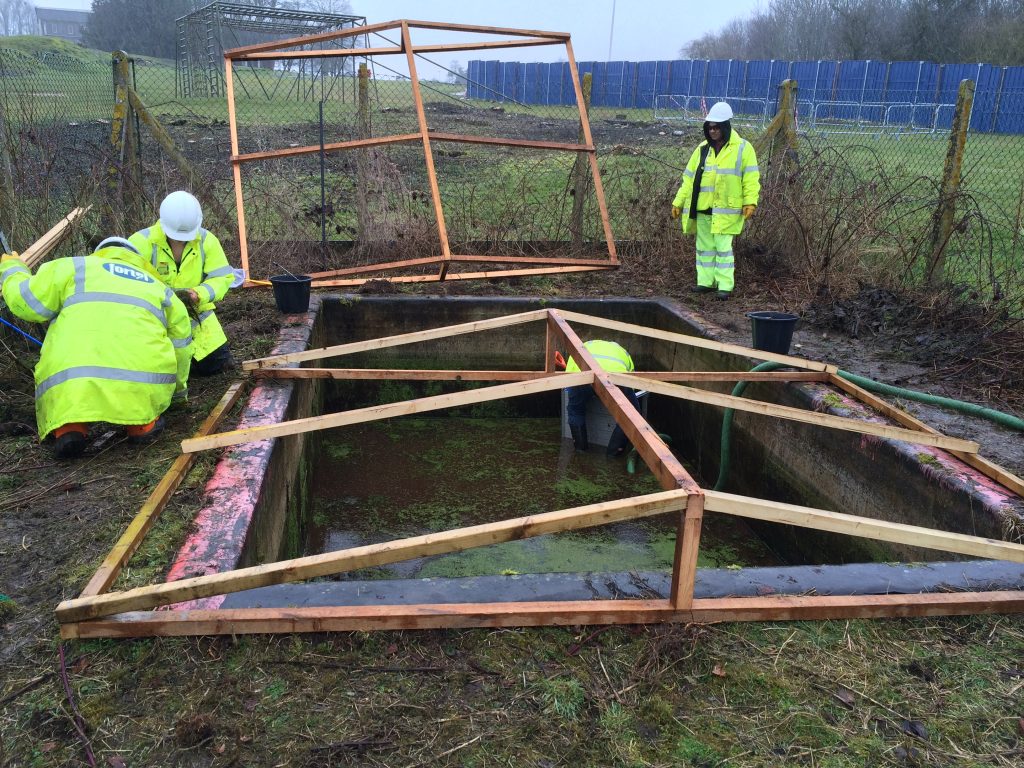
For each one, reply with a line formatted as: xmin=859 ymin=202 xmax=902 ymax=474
xmin=0 ymin=238 xmax=192 ymax=458
xmin=130 ymin=190 xmax=239 ymax=376
xmin=555 ymin=339 xmax=640 ymax=457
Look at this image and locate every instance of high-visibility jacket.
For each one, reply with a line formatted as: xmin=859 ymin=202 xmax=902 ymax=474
xmin=565 ymin=340 xmax=634 ymax=373
xmin=129 ymin=222 xmax=235 ymax=361
xmin=672 ymin=130 xmax=760 ymax=236
xmin=0 ymin=246 xmax=192 ymax=439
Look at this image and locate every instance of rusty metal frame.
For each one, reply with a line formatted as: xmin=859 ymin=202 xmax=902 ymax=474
xmin=222 ymin=19 xmax=617 ymax=288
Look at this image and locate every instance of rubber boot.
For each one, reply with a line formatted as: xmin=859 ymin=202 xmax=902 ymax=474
xmin=606 ymin=426 xmax=630 ymax=457
xmin=53 ymin=423 xmax=87 ymax=459
xmin=569 ymin=423 xmax=589 ymax=452
xmin=127 ymin=416 xmax=166 ymax=444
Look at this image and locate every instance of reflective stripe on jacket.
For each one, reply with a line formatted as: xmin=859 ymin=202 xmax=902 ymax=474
xmin=129 ymin=221 xmax=233 ymax=361
xmin=565 ymin=340 xmax=634 ymax=373
xmin=672 ymin=130 xmax=760 ymax=236
xmin=0 ymin=248 xmax=192 ymax=439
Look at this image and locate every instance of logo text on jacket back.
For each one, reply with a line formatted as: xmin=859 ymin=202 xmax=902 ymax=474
xmin=103 ymin=263 xmax=154 ymax=283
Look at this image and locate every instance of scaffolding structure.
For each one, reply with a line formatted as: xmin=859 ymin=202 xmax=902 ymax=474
xmin=175 ymin=1 xmax=366 ymax=99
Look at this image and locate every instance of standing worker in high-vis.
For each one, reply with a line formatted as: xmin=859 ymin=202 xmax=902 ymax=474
xmin=130 ymin=191 xmax=239 ymax=376
xmin=0 ymin=238 xmax=193 ymax=458
xmin=671 ymin=101 xmax=760 ymax=300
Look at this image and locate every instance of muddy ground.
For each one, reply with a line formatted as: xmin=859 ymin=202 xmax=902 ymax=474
xmin=2 ymin=97 xmax=1023 ymax=763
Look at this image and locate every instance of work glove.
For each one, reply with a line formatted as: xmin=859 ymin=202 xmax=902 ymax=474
xmin=1 ymin=251 xmax=24 ymax=263
xmin=171 ymin=388 xmax=189 ymax=405
xmin=670 ymin=206 xmax=681 ymax=220
xmin=554 ymin=351 xmax=566 ymax=371
xmin=742 ymin=205 xmax=757 ymax=220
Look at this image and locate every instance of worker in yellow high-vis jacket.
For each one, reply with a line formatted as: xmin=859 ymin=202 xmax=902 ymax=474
xmin=130 ymin=191 xmax=241 ymax=376
xmin=0 ymin=238 xmax=192 ymax=458
xmin=556 ymin=339 xmax=640 ymax=457
xmin=672 ymin=101 xmax=760 ymax=300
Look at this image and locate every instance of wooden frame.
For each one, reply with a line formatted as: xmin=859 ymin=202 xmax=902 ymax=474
xmin=57 ymin=309 xmax=1024 ymax=637
xmin=223 ymin=20 xmax=617 ymax=288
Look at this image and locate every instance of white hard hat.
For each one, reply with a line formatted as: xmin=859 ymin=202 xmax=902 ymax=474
xmin=94 ymin=236 xmax=139 ymax=254
xmin=159 ymin=191 xmax=203 ymax=242
xmin=705 ymin=101 xmax=733 ymax=122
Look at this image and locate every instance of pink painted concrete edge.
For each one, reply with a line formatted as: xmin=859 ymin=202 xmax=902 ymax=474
xmin=164 ymin=296 xmax=322 ymax=611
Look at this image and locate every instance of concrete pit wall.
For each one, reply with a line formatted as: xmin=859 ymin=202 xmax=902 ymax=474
xmin=165 ymin=295 xmax=1024 ymax=610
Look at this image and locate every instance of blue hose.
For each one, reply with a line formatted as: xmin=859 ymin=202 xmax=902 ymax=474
xmin=0 ymin=316 xmax=42 ymax=346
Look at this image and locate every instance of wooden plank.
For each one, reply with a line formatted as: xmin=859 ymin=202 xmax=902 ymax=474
xmin=547 ymin=310 xmax=699 ymax=493
xmin=253 ymin=368 xmax=552 ymax=381
xmin=20 ymin=206 xmax=92 ymax=268
xmin=225 ymin=19 xmax=403 ymax=57
xmin=61 ymin=590 xmax=1024 ymax=638
xmin=183 ymin=372 xmax=590 ymax=453
xmin=609 ymin=372 xmax=980 ymax=453
xmin=828 ymin=373 xmax=1024 ymax=497
xmin=233 ymin=133 xmax=421 ymax=164
xmin=428 ymin=133 xmax=591 ymax=152
xmin=704 ymin=489 xmax=1024 ymax=561
xmin=254 ymin=369 xmax=831 ymax=383
xmin=670 ymin=495 xmax=704 ymax=609
xmin=403 ymin=22 xmax=451 ymax=262
xmin=79 ymin=383 xmax=246 ymax=598
xmin=309 ymin=265 xmax=611 ymax=288
xmin=639 ymin=371 xmax=829 ymax=382
xmin=556 ymin=309 xmax=838 ymax=372
xmin=564 ymin=39 xmax=618 ymax=263
xmin=224 ymin=61 xmax=250 ymax=282
xmin=56 ymin=487 xmax=690 ymax=622
xmin=243 ymin=308 xmax=550 ymax=370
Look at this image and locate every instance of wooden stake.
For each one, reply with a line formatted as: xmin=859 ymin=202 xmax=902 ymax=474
xmin=224 ymin=59 xmax=250 ymax=283
xmin=670 ymin=494 xmax=704 ymax=609
xmin=57 ymin=487 xmax=690 ymax=622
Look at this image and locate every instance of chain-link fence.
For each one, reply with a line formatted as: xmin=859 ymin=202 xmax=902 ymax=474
xmin=1 ymin=43 xmax=1022 ymax=309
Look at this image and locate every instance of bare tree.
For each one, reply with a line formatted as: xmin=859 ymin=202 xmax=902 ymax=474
xmin=0 ymin=0 xmax=38 ymax=36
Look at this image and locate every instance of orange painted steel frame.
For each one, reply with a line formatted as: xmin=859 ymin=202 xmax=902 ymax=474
xmin=223 ymin=19 xmax=618 ymax=288
xmin=56 ymin=309 xmax=1024 ymax=638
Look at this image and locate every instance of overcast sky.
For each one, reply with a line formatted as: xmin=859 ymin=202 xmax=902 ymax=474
xmin=46 ymin=1 xmax=763 ymax=63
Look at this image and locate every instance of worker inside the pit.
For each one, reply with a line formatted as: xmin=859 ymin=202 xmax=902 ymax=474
xmin=1 ymin=238 xmax=192 ymax=458
xmin=555 ymin=339 xmax=639 ymax=457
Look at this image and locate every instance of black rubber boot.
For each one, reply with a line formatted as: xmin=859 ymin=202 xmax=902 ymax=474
xmin=606 ymin=426 xmax=630 ymax=457
xmin=54 ymin=431 xmax=86 ymax=459
xmin=569 ymin=423 xmax=589 ymax=452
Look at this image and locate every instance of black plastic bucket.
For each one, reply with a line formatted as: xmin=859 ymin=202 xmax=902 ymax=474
xmin=747 ymin=311 xmax=799 ymax=355
xmin=270 ymin=274 xmax=312 ymax=314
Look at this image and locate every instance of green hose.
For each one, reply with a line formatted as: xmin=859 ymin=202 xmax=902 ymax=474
xmin=713 ymin=362 xmax=1024 ymax=491
xmin=626 ymin=433 xmax=673 ymax=474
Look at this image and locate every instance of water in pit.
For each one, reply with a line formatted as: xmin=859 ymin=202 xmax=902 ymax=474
xmin=302 ymin=417 xmax=783 ymax=579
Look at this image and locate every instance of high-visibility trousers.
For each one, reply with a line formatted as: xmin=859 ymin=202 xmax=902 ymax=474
xmin=695 ymin=214 xmax=735 ymax=293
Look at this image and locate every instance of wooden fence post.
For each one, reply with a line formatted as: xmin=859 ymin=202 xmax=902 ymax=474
xmin=927 ymin=78 xmax=975 ymax=286
xmin=108 ymin=51 xmax=141 ymax=233
xmin=570 ymin=72 xmax=592 ymax=249
xmin=0 ymin=96 xmax=16 ymax=243
xmin=754 ymin=78 xmax=798 ymax=168
xmin=356 ymin=63 xmax=370 ymax=242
